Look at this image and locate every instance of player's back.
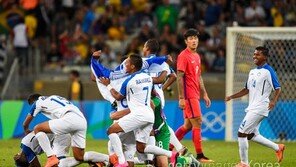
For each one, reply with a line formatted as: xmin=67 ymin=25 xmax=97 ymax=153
xmin=122 ymin=72 xmax=153 ymax=115
xmin=31 ymin=95 xmax=83 ymax=119
xmin=21 ymin=132 xmax=54 ymax=155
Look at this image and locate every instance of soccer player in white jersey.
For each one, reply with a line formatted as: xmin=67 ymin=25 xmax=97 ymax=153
xmin=225 ymin=46 xmax=284 ymax=167
xmin=99 ymin=54 xmax=179 ymax=167
xmin=23 ymin=94 xmax=117 ymax=167
xmin=142 ymin=39 xmax=188 ymax=164
xmin=14 ymin=132 xmax=71 ymax=167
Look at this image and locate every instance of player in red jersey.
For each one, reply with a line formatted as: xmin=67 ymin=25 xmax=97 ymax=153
xmin=175 ymin=28 xmax=213 ymax=163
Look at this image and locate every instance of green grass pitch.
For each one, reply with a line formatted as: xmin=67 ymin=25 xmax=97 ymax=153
xmin=0 ymin=139 xmax=295 ymax=166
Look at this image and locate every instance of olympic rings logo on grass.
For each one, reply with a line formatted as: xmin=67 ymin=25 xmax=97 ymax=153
xmin=202 ymin=111 xmax=225 ymax=133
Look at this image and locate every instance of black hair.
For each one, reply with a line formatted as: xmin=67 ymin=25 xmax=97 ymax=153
xmin=255 ymin=46 xmax=269 ymax=57
xmin=70 ymin=70 xmax=80 ymax=77
xmin=183 ymin=28 xmax=199 ymax=39
xmin=27 ymin=93 xmax=41 ymax=105
xmin=145 ymin=39 xmax=159 ymax=54
xmin=129 ymin=54 xmax=143 ymax=71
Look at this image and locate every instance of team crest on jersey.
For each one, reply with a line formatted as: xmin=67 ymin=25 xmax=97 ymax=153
xmin=257 ymin=72 xmax=261 ymax=76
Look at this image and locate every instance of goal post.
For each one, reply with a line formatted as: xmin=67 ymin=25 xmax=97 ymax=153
xmin=225 ymin=27 xmax=296 ymax=141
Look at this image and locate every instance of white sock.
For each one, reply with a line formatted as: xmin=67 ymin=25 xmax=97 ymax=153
xmin=59 ymin=157 xmax=81 ymax=167
xmin=84 ymin=151 xmax=109 ymax=162
xmin=168 ymin=126 xmax=183 ymax=151
xmin=238 ymin=137 xmax=249 ymax=164
xmin=252 ymin=134 xmax=279 ymax=151
xmin=35 ymin=132 xmax=54 ymax=157
xmin=109 ymin=133 xmax=125 ymax=164
xmin=108 ymin=140 xmax=114 ymax=154
xmin=147 ymin=136 xmax=155 ymax=161
xmin=144 ymin=145 xmax=172 ymax=157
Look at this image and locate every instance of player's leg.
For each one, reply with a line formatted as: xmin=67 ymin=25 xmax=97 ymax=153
xmin=135 ymin=123 xmax=179 ymax=166
xmin=168 ymin=126 xmax=187 ymax=153
xmin=34 ymin=121 xmax=59 ymax=167
xmin=155 ymin=123 xmax=170 ymax=167
xmin=119 ymin=131 xmax=137 ymax=167
xmin=236 ymin=112 xmax=264 ymax=166
xmin=248 ymin=119 xmax=285 ymax=163
xmin=109 ymin=114 xmax=147 ymax=166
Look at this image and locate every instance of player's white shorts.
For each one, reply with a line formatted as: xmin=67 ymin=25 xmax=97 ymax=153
xmin=118 ymin=114 xmax=153 ymax=143
xmin=238 ymin=111 xmax=265 ymax=135
xmin=49 ymin=111 xmax=87 ymax=148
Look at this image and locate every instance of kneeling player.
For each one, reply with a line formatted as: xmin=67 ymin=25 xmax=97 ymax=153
xmin=14 ymin=132 xmax=71 ymax=167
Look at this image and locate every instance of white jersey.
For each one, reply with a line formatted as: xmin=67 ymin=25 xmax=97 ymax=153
xmin=95 ymin=77 xmax=129 ymax=111
xmin=245 ymin=63 xmax=281 ymax=116
xmin=119 ymin=71 xmax=154 ymax=122
xmin=21 ymin=132 xmax=71 ymax=160
xmin=29 ymin=95 xmax=83 ymax=119
xmin=144 ymin=55 xmax=171 ymax=108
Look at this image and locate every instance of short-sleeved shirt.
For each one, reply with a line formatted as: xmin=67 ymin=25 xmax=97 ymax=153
xmin=177 ymin=48 xmax=201 ymax=99
xmin=245 ymin=63 xmax=281 ymax=117
xmin=29 ymin=95 xmax=83 ymax=119
xmin=119 ymin=71 xmax=154 ymax=121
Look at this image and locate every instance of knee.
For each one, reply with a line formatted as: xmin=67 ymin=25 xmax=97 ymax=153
xmin=136 ymin=144 xmax=146 ymax=153
xmin=107 ymin=127 xmax=114 ymax=135
xmin=74 ymin=154 xmax=84 ymax=161
xmin=34 ymin=125 xmax=43 ymax=134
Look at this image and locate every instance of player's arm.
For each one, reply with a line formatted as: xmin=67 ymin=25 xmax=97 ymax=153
xmin=110 ymin=109 xmax=130 ymax=120
xmin=142 ymin=55 xmax=171 ymax=69
xmin=200 ymin=76 xmax=211 ymax=108
xmin=153 ymin=71 xmax=167 ymax=84
xmin=163 ymin=70 xmax=176 ymax=90
xmin=177 ymin=70 xmax=185 ymax=109
xmin=91 ymin=50 xmax=111 ymax=78
xmin=23 ymin=114 xmax=33 ymax=134
xmin=269 ymin=88 xmax=281 ymax=110
xmin=225 ymin=88 xmax=249 ymax=101
xmin=99 ymin=77 xmax=125 ymax=100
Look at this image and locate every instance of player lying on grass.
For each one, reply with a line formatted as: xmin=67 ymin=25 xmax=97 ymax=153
xmin=23 ymin=94 xmax=118 ymax=167
xmin=14 ymin=132 xmax=71 ymax=167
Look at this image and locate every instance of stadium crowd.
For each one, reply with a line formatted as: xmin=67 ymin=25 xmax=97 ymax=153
xmin=0 ymin=0 xmax=295 ymax=74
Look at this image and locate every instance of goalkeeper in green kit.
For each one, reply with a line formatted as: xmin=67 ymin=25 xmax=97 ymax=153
xmin=152 ymin=92 xmax=200 ymax=167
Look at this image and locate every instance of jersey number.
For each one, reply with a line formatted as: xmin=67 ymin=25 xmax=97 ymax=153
xmin=50 ymin=96 xmax=71 ymax=106
xmin=143 ymin=86 xmax=149 ymax=106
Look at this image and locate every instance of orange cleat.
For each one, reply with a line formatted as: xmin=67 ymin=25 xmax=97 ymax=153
xmin=235 ymin=162 xmax=249 ymax=167
xmin=276 ymin=144 xmax=285 ymax=163
xmin=109 ymin=154 xmax=119 ymax=166
xmin=45 ymin=155 xmax=59 ymax=167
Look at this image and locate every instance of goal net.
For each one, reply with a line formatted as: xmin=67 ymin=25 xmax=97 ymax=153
xmin=225 ymin=27 xmax=296 ymax=141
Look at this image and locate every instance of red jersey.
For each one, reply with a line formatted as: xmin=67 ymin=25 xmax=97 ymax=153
xmin=177 ymin=48 xmax=201 ymax=99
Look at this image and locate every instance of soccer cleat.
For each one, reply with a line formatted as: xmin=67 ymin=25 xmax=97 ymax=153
xmin=45 ymin=155 xmax=59 ymax=167
xmin=196 ymin=153 xmax=214 ymax=163
xmin=178 ymin=146 xmax=189 ymax=156
xmin=276 ymin=144 xmax=285 ymax=163
xmin=235 ymin=162 xmax=249 ymax=167
xmin=114 ymin=162 xmax=128 ymax=167
xmin=187 ymin=153 xmax=201 ymax=167
xmin=109 ymin=154 xmax=119 ymax=166
xmin=170 ymin=151 xmax=179 ymax=167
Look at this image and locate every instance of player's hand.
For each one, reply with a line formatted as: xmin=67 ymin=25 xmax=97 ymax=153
xmin=268 ymin=101 xmax=276 ymax=111
xmin=179 ymin=98 xmax=185 ymax=110
xmin=166 ymin=54 xmax=174 ymax=66
xmin=203 ymin=94 xmax=211 ymax=108
xmin=92 ymin=50 xmax=102 ymax=59
xmin=225 ymin=96 xmax=231 ymax=102
xmin=24 ymin=129 xmax=31 ymax=135
xmin=99 ymin=77 xmax=110 ymax=86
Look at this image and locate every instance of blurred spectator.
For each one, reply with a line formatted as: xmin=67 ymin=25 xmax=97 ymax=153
xmin=270 ymin=0 xmax=284 ymax=27
xmin=12 ymin=16 xmax=29 ymax=73
xmin=212 ymin=48 xmax=226 ymax=72
xmin=204 ymin=0 xmax=222 ymax=26
xmin=68 ymin=70 xmax=83 ymax=101
xmin=155 ymin=0 xmax=178 ymax=33
xmin=245 ymin=0 xmax=266 ymax=26
xmin=233 ymin=3 xmax=246 ymax=26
